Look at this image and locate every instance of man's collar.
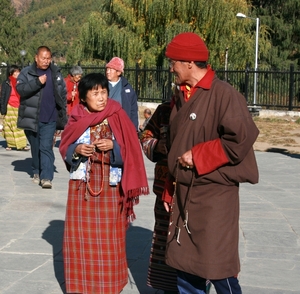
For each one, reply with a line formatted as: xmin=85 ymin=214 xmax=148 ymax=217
xmin=194 ymin=65 xmax=215 ymax=90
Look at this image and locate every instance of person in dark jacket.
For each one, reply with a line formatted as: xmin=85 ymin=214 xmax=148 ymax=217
xmin=16 ymin=46 xmax=67 ymax=188
xmin=105 ymin=57 xmax=138 ymax=131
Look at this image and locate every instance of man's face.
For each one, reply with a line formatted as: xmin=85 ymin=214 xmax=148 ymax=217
xmin=169 ymin=59 xmax=189 ymax=85
xmin=35 ymin=50 xmax=52 ymax=70
xmin=106 ymin=67 xmax=121 ymax=82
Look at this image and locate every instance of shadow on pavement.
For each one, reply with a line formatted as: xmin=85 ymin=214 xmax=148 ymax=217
xmin=11 ymin=158 xmax=32 ymax=175
xmin=126 ymin=224 xmax=153 ymax=292
xmin=266 ymin=147 xmax=300 ymax=159
xmin=42 ymin=220 xmax=66 ymax=294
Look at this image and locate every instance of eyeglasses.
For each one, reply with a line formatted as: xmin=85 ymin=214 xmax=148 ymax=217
xmin=168 ymin=60 xmax=179 ymax=68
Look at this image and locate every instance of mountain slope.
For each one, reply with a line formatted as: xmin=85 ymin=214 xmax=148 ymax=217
xmin=11 ymin=0 xmax=103 ymax=63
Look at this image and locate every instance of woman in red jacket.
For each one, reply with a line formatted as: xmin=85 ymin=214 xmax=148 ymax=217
xmin=64 ymin=65 xmax=83 ymax=116
xmin=0 ymin=65 xmax=29 ymax=151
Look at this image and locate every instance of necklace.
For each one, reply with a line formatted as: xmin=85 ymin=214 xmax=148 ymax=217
xmin=84 ymin=152 xmax=105 ymax=200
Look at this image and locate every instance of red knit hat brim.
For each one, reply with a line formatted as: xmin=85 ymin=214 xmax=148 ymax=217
xmin=165 ymin=32 xmax=209 ymax=62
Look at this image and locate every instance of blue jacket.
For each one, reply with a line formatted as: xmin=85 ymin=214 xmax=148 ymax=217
xmin=16 ymin=62 xmax=67 ymax=131
xmin=119 ymin=76 xmax=138 ymax=130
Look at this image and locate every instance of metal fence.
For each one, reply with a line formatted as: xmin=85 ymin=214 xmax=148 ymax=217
xmin=1 ymin=63 xmax=300 ymax=111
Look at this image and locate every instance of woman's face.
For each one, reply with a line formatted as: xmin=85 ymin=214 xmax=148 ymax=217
xmin=12 ymin=70 xmax=20 ymax=78
xmin=84 ymin=85 xmax=108 ymax=112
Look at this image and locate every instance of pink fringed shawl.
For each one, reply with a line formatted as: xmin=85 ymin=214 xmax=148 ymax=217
xmin=59 ymin=100 xmax=149 ymax=220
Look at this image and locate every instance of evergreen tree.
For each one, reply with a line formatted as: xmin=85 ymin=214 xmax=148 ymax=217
xmin=70 ymin=0 xmax=271 ymax=69
xmin=0 ymin=0 xmax=25 ymax=64
xmin=252 ymin=0 xmax=300 ymax=69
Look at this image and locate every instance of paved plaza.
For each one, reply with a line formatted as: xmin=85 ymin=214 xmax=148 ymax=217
xmin=0 ymin=136 xmax=299 ymax=293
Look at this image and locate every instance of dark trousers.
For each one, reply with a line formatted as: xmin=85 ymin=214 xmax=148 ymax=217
xmin=177 ymin=270 xmax=242 ymax=294
xmin=25 ymin=121 xmax=56 ymax=181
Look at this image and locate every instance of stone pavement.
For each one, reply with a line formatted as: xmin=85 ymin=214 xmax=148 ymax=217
xmin=0 ymin=136 xmax=299 ymax=294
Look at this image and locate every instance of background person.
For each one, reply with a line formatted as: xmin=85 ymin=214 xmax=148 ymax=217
xmin=140 ymin=100 xmax=179 ymax=294
xmin=0 ymin=65 xmax=29 ymax=151
xmin=140 ymin=99 xmax=212 ymax=294
xmin=162 ymin=32 xmax=259 ymax=294
xmin=59 ymin=72 xmax=149 ymax=294
xmin=105 ymin=57 xmax=139 ymax=130
xmin=64 ymin=65 xmax=83 ymax=116
xmin=16 ymin=46 xmax=67 ymax=188
xmin=139 ymin=108 xmax=152 ymax=132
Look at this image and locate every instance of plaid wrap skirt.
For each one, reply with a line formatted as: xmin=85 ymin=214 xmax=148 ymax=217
xmin=63 ymin=159 xmax=127 ymax=294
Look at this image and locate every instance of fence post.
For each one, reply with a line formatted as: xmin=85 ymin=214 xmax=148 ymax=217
xmin=166 ymin=70 xmax=173 ymax=102
xmin=288 ymin=64 xmax=294 ymax=111
xmin=244 ymin=64 xmax=249 ymax=102
xmin=6 ymin=62 xmax=10 ymax=79
xmin=135 ymin=62 xmax=139 ymax=97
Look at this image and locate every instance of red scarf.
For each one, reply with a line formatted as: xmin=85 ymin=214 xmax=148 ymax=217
xmin=59 ymin=100 xmax=149 ymax=220
xmin=9 ymin=76 xmax=20 ymax=99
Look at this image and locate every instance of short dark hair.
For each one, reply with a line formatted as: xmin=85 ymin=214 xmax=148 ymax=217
xmin=78 ymin=73 xmax=109 ymax=102
xmin=9 ymin=64 xmax=21 ymax=76
xmin=144 ymin=108 xmax=152 ymax=115
xmin=194 ymin=61 xmax=207 ymax=69
xmin=36 ymin=46 xmax=52 ymax=56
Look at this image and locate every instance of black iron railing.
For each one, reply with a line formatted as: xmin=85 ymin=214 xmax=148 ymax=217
xmin=1 ymin=63 xmax=299 ymax=110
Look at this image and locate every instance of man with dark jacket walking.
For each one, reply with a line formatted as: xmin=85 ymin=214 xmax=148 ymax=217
xmin=16 ymin=46 xmax=67 ymax=188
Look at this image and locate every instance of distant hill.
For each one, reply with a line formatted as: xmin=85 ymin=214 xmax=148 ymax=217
xmin=11 ymin=0 xmax=103 ymax=64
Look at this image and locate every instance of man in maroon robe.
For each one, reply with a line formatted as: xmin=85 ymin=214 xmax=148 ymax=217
xmin=162 ymin=32 xmax=259 ymax=294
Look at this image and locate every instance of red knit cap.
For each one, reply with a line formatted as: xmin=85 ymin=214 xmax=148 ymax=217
xmin=106 ymin=57 xmax=124 ymax=73
xmin=165 ymin=32 xmax=209 ymax=62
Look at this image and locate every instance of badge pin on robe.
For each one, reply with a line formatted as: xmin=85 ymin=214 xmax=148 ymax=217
xmin=189 ymin=113 xmax=197 ymax=120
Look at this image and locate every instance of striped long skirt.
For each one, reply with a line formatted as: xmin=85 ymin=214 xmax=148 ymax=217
xmin=2 ymin=105 xmax=27 ymax=149
xmin=147 ymin=197 xmax=178 ymax=292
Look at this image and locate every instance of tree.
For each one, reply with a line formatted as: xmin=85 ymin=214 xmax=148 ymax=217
xmin=69 ymin=0 xmax=271 ymax=69
xmin=18 ymin=0 xmax=104 ymax=64
xmin=0 ymin=0 xmax=25 ymax=64
xmin=252 ymin=0 xmax=300 ymax=69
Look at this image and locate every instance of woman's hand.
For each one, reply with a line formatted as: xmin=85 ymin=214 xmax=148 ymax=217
xmin=93 ymin=139 xmax=113 ymax=152
xmin=75 ymin=143 xmax=95 ymax=157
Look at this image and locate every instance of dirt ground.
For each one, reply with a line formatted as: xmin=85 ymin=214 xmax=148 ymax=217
xmin=252 ymin=115 xmax=300 ymax=155
xmin=139 ymin=106 xmax=300 ymax=155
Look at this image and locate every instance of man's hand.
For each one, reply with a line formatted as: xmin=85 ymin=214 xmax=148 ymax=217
xmin=39 ymin=74 xmax=47 ymax=84
xmin=178 ymin=150 xmax=194 ymax=169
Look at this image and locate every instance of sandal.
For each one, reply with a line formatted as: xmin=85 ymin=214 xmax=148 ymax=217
xmin=5 ymin=147 xmax=12 ymax=151
xmin=22 ymin=146 xmax=30 ymax=151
